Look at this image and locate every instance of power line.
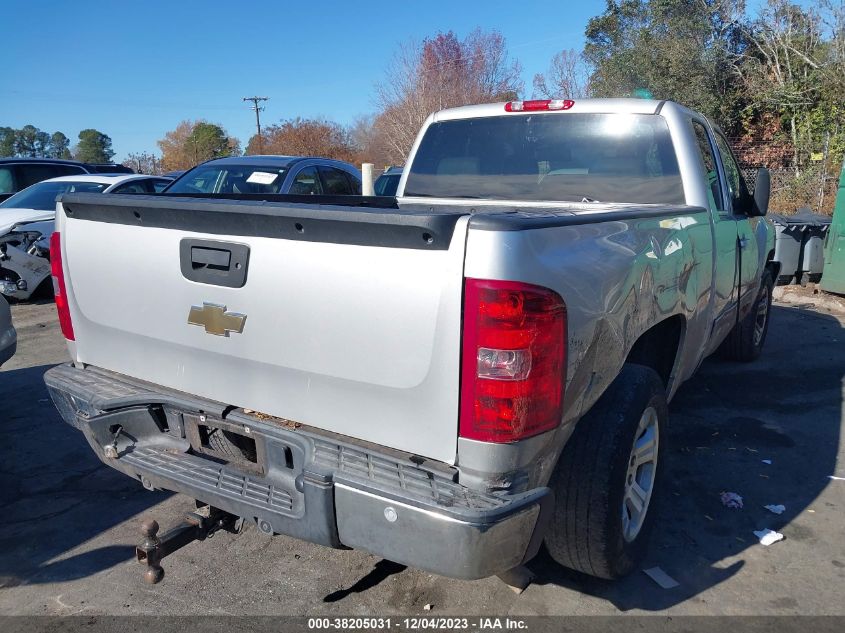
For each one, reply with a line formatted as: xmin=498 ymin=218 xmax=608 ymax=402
xmin=243 ymin=96 xmax=269 ymax=153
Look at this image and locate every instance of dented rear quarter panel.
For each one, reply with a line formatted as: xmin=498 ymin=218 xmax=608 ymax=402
xmin=460 ymin=209 xmax=713 ymax=488
xmin=465 ymin=212 xmax=712 ymax=416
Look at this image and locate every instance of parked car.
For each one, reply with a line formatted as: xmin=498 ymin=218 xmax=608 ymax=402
xmin=45 ymin=99 xmax=776 ymax=585
xmin=374 ymin=166 xmax=403 ymax=196
xmin=163 ymin=155 xmax=362 ymax=196
xmin=0 ymin=158 xmax=138 ymax=203
xmin=0 ymin=294 xmax=15 ymax=367
xmin=0 ymin=174 xmax=173 ymax=300
xmin=0 ymin=158 xmax=94 ymax=203
xmin=0 ymin=173 xmax=172 ymax=236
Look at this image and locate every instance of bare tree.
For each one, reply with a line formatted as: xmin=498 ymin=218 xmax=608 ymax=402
xmin=532 ymin=49 xmax=591 ymax=99
xmin=375 ymin=29 xmax=523 ymax=164
xmin=736 ymin=0 xmax=823 ymax=172
xmin=818 ymin=0 xmax=845 ymax=106
xmin=123 ymin=151 xmax=163 ymax=174
xmin=375 ymin=40 xmax=434 ymax=163
xmin=349 ymin=115 xmax=393 ymax=169
xmin=463 ymin=28 xmax=523 ymax=102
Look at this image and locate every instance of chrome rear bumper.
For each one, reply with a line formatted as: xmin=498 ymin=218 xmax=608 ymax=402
xmin=45 ymin=363 xmax=552 ymax=579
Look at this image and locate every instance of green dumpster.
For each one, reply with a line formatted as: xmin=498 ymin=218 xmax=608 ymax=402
xmin=821 ymin=162 xmax=845 ymax=295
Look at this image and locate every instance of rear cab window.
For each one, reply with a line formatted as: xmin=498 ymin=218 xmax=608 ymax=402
xmin=404 ymin=113 xmax=684 ymax=204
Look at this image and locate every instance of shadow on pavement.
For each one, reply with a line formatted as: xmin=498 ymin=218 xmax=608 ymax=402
xmin=0 ymin=363 xmax=170 ymax=587
xmin=323 ymin=560 xmax=407 ymax=603
xmin=527 ymin=305 xmax=844 ymax=609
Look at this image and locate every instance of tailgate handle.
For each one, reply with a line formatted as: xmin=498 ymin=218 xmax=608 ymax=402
xmin=191 ymin=246 xmax=231 ymax=269
xmin=180 ymin=239 xmax=249 ymax=288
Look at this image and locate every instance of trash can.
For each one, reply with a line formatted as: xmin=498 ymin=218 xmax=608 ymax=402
xmin=770 ymin=209 xmax=832 ymax=285
xmin=793 ymin=208 xmax=831 ymax=283
xmin=769 ymin=214 xmax=804 ymax=285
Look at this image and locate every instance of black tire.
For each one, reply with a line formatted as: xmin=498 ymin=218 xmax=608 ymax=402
xmin=544 ymin=364 xmax=668 ymax=579
xmin=719 ymin=269 xmax=774 ymax=362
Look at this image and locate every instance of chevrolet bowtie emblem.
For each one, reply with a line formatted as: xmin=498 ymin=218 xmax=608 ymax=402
xmin=188 ymin=303 xmax=247 ymax=337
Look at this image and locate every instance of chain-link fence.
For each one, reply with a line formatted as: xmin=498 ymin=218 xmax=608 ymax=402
xmin=740 ymin=166 xmax=838 ymax=215
xmin=730 ymin=135 xmax=839 ymax=215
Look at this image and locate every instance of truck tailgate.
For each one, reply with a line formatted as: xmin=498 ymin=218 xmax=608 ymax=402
xmin=57 ymin=194 xmax=469 ymax=463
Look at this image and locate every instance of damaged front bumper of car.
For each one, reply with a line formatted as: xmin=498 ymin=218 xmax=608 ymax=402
xmin=0 ymin=226 xmax=52 ymax=301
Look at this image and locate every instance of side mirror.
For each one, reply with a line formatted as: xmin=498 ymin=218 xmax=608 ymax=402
xmin=751 ymin=168 xmax=770 ymax=216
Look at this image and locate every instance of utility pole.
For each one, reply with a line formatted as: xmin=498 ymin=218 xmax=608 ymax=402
xmin=243 ymin=96 xmax=269 ymax=153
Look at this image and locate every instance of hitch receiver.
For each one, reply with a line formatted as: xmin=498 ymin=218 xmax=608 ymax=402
xmin=136 ymin=506 xmax=241 ymax=584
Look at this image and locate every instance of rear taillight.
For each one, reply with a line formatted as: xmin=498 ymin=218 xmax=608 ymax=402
xmin=50 ymin=232 xmax=74 ymax=340
xmin=505 ymin=99 xmax=574 ymax=112
xmin=460 ymin=278 xmax=566 ymax=443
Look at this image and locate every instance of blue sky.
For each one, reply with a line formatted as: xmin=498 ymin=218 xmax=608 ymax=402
xmin=2 ymin=1 xmax=601 ymax=159
xmin=1 ymin=0 xmax=794 ymax=160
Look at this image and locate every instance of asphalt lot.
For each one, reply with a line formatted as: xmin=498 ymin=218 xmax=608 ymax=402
xmin=1 ymin=299 xmax=844 ymax=616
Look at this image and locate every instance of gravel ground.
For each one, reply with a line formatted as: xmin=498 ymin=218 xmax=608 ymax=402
xmin=773 ymin=283 xmax=845 ymax=315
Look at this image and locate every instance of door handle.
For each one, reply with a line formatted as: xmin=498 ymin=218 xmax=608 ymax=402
xmin=739 ymin=236 xmax=749 ymax=249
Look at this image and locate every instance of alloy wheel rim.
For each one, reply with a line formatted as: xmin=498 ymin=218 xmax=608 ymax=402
xmin=622 ymin=406 xmax=659 ymax=543
xmin=753 ymin=286 xmax=769 ymax=347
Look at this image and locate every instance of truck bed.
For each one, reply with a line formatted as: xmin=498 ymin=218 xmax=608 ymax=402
xmin=56 ymin=192 xmax=705 ymax=464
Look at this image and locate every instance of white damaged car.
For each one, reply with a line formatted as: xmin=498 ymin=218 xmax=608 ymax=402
xmin=0 ymin=174 xmax=171 ymax=300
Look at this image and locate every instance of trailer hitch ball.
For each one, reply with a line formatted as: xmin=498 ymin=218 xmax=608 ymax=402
xmin=141 ymin=518 xmax=161 ymax=543
xmin=138 ymin=519 xmax=164 ymax=584
xmin=135 ymin=507 xmax=239 ymax=584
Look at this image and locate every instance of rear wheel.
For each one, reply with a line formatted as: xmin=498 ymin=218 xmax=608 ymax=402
xmin=544 ymin=364 xmax=667 ymax=579
xmin=720 ymin=269 xmax=774 ymax=362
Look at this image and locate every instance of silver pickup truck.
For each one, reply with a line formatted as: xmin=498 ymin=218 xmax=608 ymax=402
xmin=45 ymin=98 xmax=777 ymax=584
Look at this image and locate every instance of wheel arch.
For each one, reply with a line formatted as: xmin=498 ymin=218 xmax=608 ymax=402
xmin=624 ymin=314 xmax=686 ymax=392
xmin=765 ymin=248 xmax=781 ymax=281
